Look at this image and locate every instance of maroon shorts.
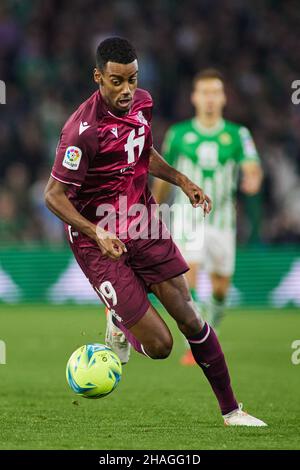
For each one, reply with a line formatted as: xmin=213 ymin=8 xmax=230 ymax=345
xmin=66 ymin=224 xmax=189 ymax=329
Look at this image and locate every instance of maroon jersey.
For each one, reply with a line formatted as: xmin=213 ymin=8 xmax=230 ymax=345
xmin=51 ymin=88 xmax=154 ymax=241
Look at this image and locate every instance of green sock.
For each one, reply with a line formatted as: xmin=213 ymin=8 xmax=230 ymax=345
xmin=208 ymin=294 xmax=226 ymax=329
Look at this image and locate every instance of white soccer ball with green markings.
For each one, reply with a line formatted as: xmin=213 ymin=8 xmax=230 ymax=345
xmin=66 ymin=344 xmax=122 ymax=399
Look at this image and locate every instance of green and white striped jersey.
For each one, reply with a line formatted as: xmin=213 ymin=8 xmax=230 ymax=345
xmin=162 ymin=118 xmax=260 ymax=230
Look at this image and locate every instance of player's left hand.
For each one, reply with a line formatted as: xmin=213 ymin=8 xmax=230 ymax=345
xmin=181 ymin=178 xmax=212 ymax=214
xmin=240 ymin=175 xmax=261 ymax=195
xmin=240 ymin=162 xmax=263 ymax=195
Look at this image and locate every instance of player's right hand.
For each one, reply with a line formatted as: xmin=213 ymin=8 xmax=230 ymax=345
xmin=181 ymin=178 xmax=212 ymax=215
xmin=95 ymin=227 xmax=127 ymax=260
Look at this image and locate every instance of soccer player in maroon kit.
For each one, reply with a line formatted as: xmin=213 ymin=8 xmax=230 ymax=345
xmin=45 ymin=37 xmax=266 ymax=426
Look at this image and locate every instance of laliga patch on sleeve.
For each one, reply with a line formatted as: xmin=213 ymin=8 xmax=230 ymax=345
xmin=62 ymin=146 xmax=82 ymax=170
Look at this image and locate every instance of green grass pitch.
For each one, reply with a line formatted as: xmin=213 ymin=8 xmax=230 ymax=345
xmin=0 ymin=304 xmax=299 ymax=450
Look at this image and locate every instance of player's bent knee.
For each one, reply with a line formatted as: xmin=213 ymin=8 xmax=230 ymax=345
xmin=178 ymin=316 xmax=204 ymax=337
xmin=147 ymin=336 xmax=173 ymax=360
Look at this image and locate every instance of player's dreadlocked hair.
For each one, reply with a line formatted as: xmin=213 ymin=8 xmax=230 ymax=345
xmin=96 ymin=37 xmax=137 ymax=70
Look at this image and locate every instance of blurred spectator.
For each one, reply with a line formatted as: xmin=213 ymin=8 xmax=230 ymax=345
xmin=0 ymin=0 xmax=300 ymax=244
xmin=30 ymin=165 xmax=64 ymax=243
xmin=0 ymin=188 xmax=24 ymax=242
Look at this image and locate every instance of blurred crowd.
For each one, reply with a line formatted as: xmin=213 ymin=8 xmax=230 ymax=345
xmin=0 ymin=0 xmax=300 ymax=244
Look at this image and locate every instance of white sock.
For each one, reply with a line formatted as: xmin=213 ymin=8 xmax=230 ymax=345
xmin=208 ymin=295 xmax=226 ymax=329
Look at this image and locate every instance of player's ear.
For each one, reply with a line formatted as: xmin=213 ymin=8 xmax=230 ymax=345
xmin=94 ymin=67 xmax=102 ymax=85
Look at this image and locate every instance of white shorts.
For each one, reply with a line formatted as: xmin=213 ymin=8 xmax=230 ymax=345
xmin=175 ymin=224 xmax=236 ymax=277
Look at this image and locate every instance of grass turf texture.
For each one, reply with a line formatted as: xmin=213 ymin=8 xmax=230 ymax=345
xmin=0 ymin=305 xmax=299 ymax=450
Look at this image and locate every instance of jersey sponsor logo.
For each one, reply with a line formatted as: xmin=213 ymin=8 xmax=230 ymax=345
xmin=197 ymin=142 xmax=218 ymax=169
xmin=79 ymin=121 xmax=91 ymax=135
xmin=124 ymin=126 xmax=145 ymax=164
xmin=110 ymin=127 xmax=118 ymax=138
xmin=120 ymin=165 xmax=134 ymax=173
xmin=62 ymin=146 xmax=82 ymax=170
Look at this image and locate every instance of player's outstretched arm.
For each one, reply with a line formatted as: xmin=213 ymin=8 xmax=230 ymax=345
xmin=149 ymin=147 xmax=212 ymax=214
xmin=44 ymin=177 xmax=127 ymax=260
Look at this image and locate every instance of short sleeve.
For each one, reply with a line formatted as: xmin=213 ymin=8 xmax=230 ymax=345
xmin=142 ymin=102 xmax=153 ymax=125
xmin=141 ymin=89 xmax=153 ymax=124
xmin=137 ymin=90 xmax=153 ymax=148
xmin=51 ymin=122 xmax=95 ymax=187
xmin=237 ymin=126 xmax=260 ymax=164
xmin=162 ymin=127 xmax=178 ymax=167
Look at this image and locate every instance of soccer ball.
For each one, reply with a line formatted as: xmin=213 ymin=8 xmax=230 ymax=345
xmin=66 ymin=343 xmax=122 ymax=399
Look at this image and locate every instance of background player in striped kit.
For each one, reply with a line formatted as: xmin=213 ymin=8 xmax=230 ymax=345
xmin=153 ymin=69 xmax=262 ymax=365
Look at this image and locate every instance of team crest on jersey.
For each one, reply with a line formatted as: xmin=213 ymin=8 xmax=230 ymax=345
xmin=219 ymin=132 xmax=232 ymax=145
xmin=62 ymin=146 xmax=82 ymax=170
xmin=137 ymin=111 xmax=148 ymax=125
